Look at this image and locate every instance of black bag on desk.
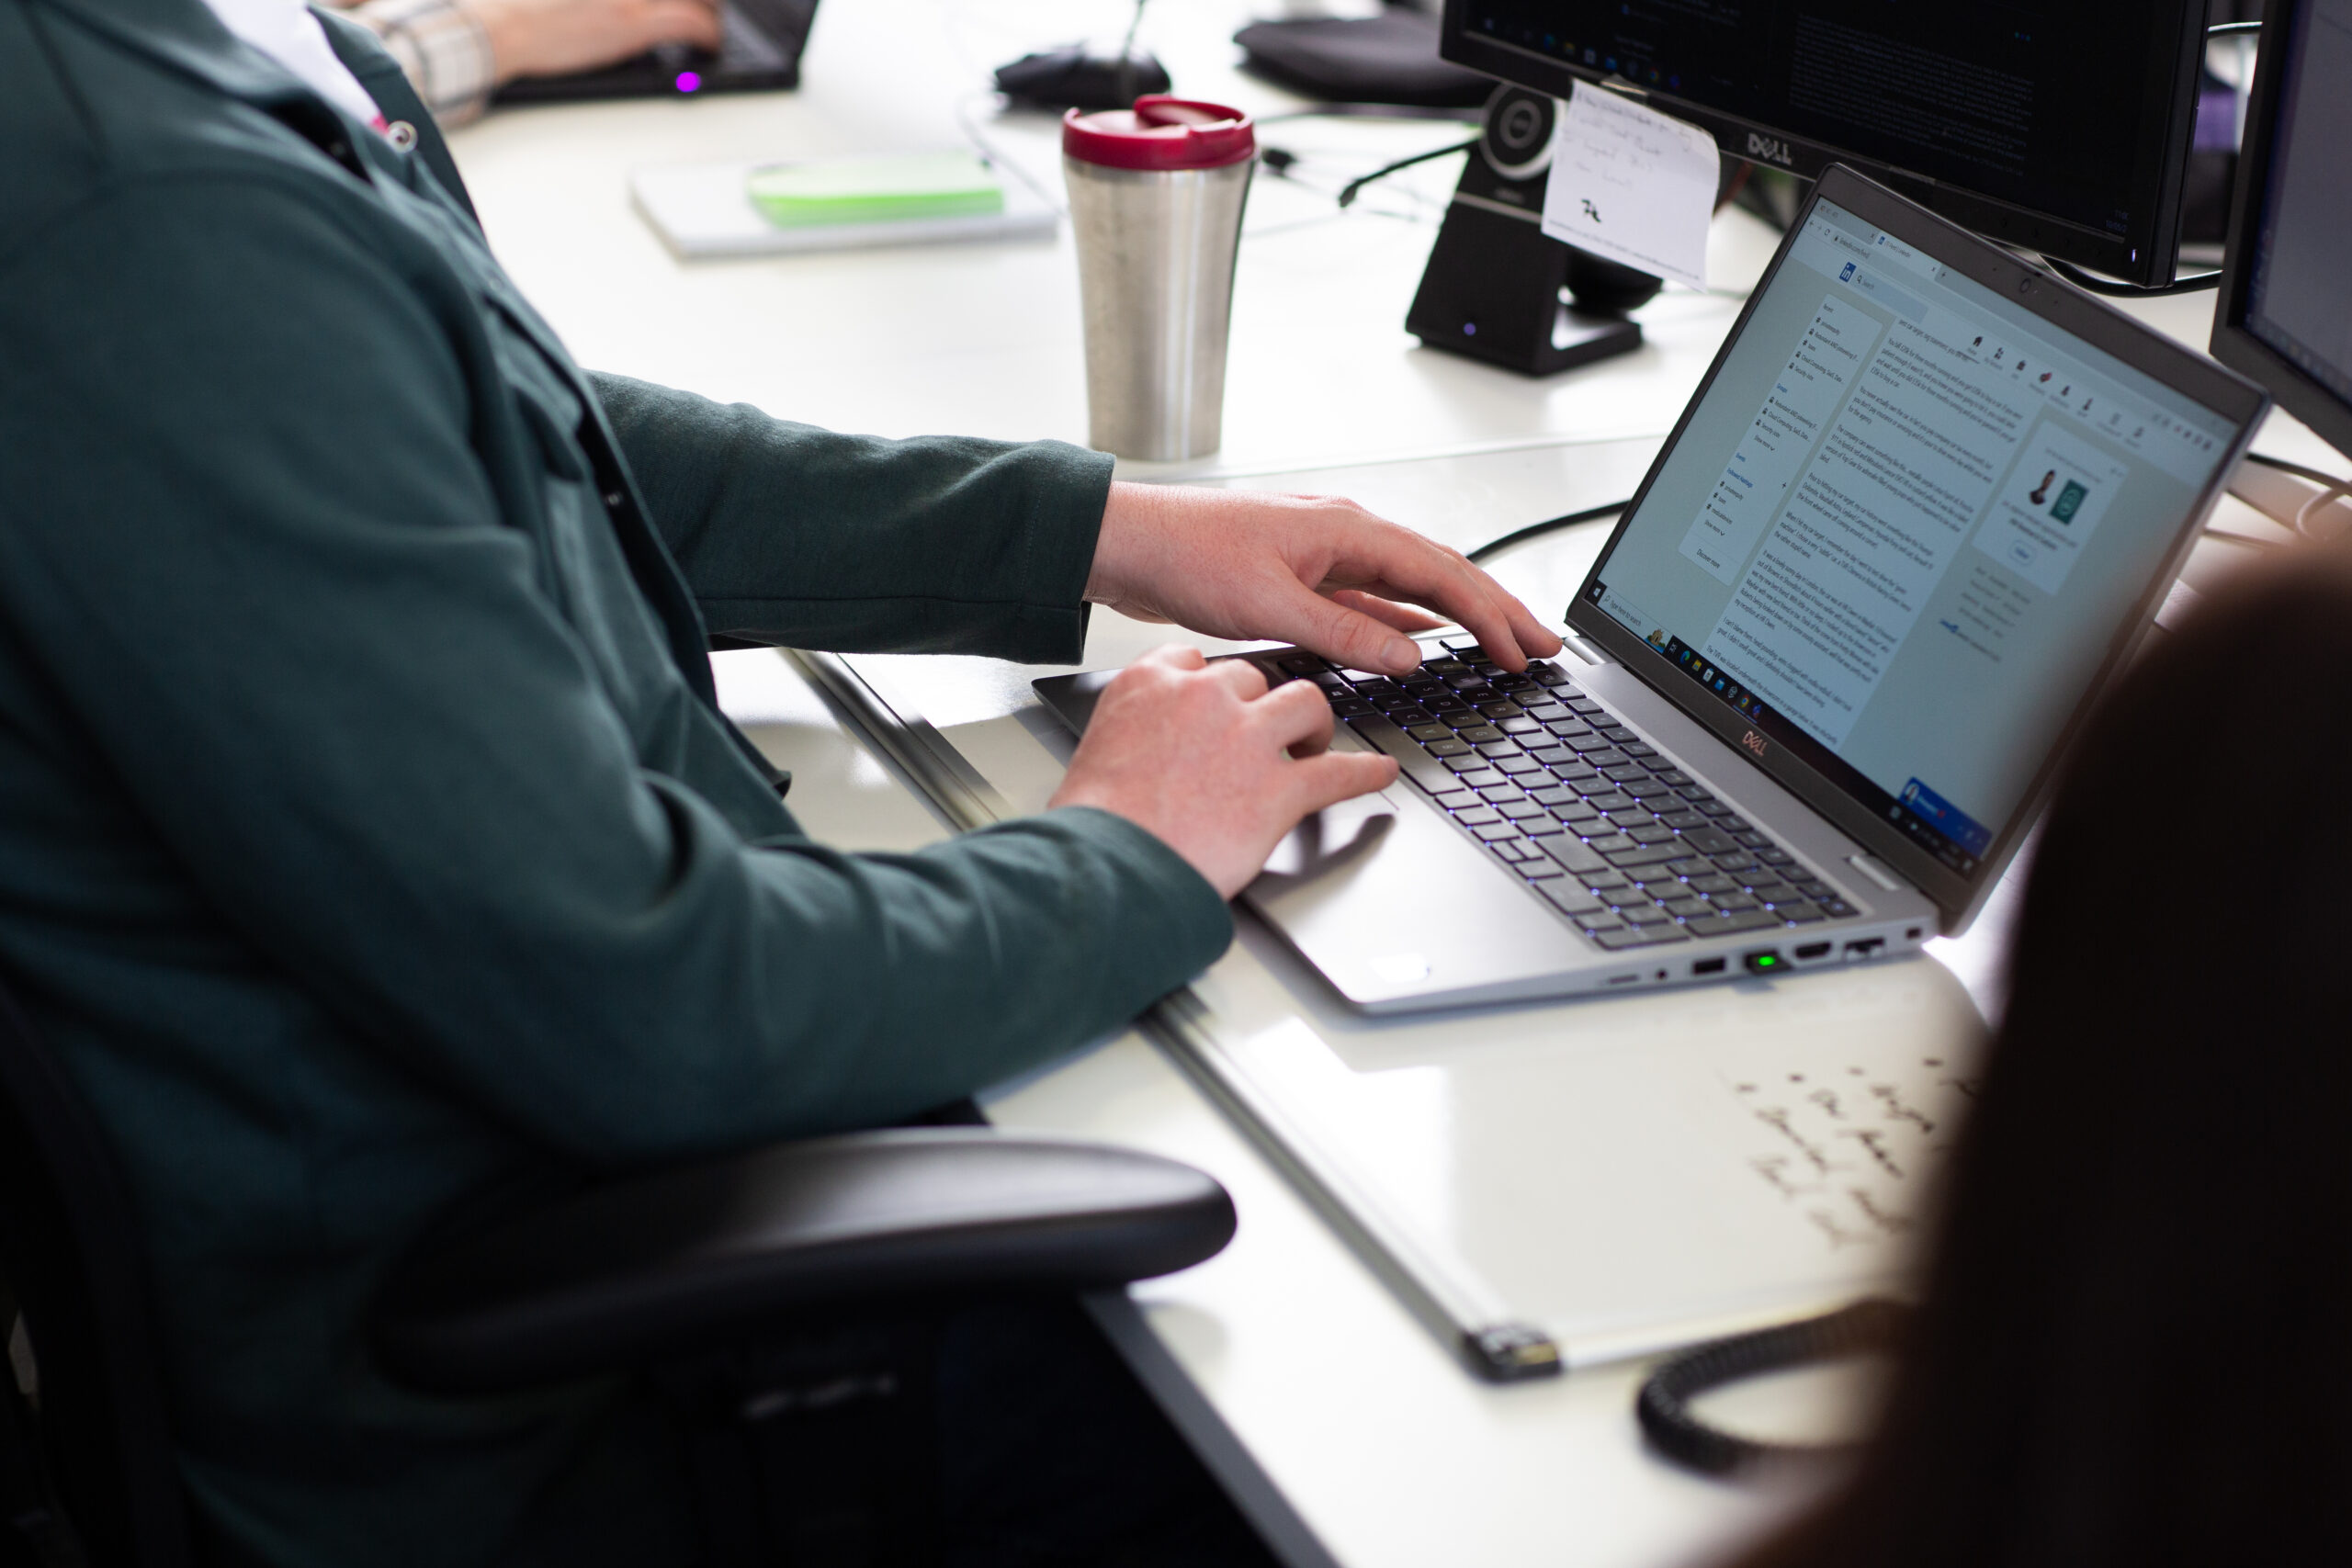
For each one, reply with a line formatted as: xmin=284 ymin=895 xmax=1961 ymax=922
xmin=1233 ymin=10 xmax=1491 ymax=107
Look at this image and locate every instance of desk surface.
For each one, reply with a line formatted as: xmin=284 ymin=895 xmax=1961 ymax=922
xmin=450 ymin=0 xmax=1788 ymax=483
xmin=449 ymin=8 xmax=2317 ymax=1562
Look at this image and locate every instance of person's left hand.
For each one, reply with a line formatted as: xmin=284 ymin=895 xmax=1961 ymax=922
xmin=1086 ymin=482 xmax=1564 ymax=679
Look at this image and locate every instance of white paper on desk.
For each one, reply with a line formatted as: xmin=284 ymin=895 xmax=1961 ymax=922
xmin=1540 ymin=81 xmax=1715 ymax=292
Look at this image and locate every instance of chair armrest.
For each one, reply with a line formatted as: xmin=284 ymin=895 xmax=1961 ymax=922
xmin=371 ymin=1128 xmax=1234 ymax=1395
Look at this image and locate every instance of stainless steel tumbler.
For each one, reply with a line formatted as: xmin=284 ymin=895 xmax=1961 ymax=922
xmin=1062 ymin=98 xmax=1257 ymax=462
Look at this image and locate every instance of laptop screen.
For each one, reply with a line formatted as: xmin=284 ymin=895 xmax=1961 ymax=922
xmin=1577 ymin=197 xmax=2242 ymax=879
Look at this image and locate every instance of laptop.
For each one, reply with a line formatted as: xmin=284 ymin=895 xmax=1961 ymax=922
xmin=492 ymin=0 xmax=816 ymax=105
xmin=1036 ymin=165 xmax=2267 ymax=1012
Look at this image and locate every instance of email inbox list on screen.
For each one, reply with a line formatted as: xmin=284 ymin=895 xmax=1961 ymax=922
xmin=1591 ymin=203 xmax=2233 ymax=874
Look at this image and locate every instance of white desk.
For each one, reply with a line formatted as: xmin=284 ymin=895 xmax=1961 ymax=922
xmin=448 ymin=9 xmax=2318 ymax=1561
xmin=450 ymin=0 xmax=1787 ymax=480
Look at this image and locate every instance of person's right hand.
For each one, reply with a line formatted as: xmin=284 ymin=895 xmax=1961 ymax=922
xmin=469 ymin=0 xmax=725 ymax=85
xmin=1047 ymin=646 xmax=1399 ymax=899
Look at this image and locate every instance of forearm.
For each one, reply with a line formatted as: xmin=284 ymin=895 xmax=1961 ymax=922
xmin=403 ymin=801 xmax=1230 ymax=1158
xmin=592 ymin=373 xmax=1115 ymax=660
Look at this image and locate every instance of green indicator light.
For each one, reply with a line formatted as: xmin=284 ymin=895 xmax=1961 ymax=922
xmin=1757 ymin=954 xmax=1777 ymax=968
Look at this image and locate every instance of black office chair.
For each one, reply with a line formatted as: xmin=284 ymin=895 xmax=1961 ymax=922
xmin=0 ymin=972 xmax=1235 ymax=1567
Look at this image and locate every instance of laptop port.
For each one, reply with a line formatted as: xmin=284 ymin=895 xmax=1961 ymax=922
xmin=1742 ymin=950 xmax=1783 ymax=976
xmin=1844 ymin=938 xmax=1884 ymax=961
xmin=1692 ymin=956 xmax=1726 ymax=976
xmin=1792 ymin=941 xmax=1833 ymax=961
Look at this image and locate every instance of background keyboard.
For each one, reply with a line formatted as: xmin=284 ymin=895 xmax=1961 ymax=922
xmin=1265 ymin=641 xmax=1862 ymax=953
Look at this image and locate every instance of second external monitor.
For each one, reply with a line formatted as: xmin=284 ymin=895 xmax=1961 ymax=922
xmin=2211 ymin=0 xmax=2352 ymax=464
xmin=1440 ymin=0 xmax=2210 ymax=288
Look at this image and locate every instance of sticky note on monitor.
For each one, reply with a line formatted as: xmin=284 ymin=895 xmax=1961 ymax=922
xmin=1540 ymin=82 xmax=1716 ymax=292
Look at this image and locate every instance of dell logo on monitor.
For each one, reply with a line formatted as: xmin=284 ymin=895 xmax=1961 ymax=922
xmin=1746 ymin=132 xmax=1794 ymax=167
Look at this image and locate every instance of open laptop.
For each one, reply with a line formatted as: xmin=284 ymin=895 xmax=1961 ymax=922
xmin=492 ymin=0 xmax=816 ymax=105
xmin=1036 ymin=165 xmax=2267 ymax=1012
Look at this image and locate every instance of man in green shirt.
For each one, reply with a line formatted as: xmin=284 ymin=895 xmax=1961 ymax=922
xmin=0 ymin=0 xmax=1556 ymax=1561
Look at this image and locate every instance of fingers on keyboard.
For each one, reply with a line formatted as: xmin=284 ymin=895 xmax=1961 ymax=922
xmin=1287 ymin=646 xmax=1860 ymax=952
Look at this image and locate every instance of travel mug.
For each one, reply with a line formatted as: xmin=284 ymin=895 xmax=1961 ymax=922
xmin=1062 ymin=97 xmax=1256 ymax=462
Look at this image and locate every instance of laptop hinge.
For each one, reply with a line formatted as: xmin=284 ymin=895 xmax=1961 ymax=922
xmin=1555 ymin=630 xmax=1607 ymax=667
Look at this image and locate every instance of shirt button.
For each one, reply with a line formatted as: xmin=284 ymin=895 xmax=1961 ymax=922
xmin=603 ymin=491 xmax=625 ymax=509
xmin=385 ymin=120 xmax=419 ymax=152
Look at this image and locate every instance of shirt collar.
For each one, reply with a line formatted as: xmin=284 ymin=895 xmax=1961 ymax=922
xmin=196 ymin=0 xmax=385 ymax=126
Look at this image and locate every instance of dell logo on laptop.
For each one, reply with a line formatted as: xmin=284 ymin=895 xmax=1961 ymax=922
xmin=1741 ymin=730 xmax=1769 ymax=757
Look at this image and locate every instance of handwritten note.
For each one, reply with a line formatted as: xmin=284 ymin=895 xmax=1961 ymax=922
xmin=1541 ymin=81 xmax=1718 ymax=292
xmin=1722 ymin=1048 xmax=1977 ymax=1254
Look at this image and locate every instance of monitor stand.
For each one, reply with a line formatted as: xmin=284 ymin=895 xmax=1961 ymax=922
xmin=1406 ymin=87 xmax=1660 ymax=378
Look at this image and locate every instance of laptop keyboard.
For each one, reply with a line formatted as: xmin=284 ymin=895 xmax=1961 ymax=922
xmin=1266 ymin=641 xmax=1863 ymax=953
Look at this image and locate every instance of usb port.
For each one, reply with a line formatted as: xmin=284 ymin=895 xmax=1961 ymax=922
xmin=1692 ymin=956 xmax=1727 ymax=976
xmin=1844 ymin=938 xmax=1885 ymax=961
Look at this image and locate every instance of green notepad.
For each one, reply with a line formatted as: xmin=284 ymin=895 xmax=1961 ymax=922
xmin=745 ymin=152 xmax=1006 ymax=229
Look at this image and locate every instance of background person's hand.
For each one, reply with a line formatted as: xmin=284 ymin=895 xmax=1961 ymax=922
xmin=468 ymin=0 xmax=724 ymax=83
xmin=1086 ymin=482 xmax=1564 ymax=680
xmin=1047 ymin=646 xmax=1398 ymax=898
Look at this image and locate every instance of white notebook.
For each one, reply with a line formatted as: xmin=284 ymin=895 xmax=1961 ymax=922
xmin=629 ymin=154 xmax=1059 ymax=259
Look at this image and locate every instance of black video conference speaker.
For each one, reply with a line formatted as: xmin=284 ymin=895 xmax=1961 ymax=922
xmin=1407 ymin=86 xmax=1662 ymax=376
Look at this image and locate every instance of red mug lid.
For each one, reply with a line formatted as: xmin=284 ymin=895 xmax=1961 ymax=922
xmin=1062 ymin=96 xmax=1256 ymax=171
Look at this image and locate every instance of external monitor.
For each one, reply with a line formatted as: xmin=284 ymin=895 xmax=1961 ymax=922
xmin=1438 ymin=0 xmax=2211 ymax=288
xmin=2210 ymin=0 xmax=2352 ymax=463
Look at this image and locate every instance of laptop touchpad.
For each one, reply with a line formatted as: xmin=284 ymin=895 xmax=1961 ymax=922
xmin=1257 ymin=793 xmax=1397 ymax=881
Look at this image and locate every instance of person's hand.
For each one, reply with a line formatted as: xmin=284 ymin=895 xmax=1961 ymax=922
xmin=466 ymin=0 xmax=724 ymax=84
xmin=1085 ymin=483 xmax=1564 ymax=680
xmin=1048 ymin=646 xmax=1398 ymax=898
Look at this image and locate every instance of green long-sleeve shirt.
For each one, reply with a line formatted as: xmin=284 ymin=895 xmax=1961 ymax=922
xmin=0 ymin=2 xmax=1231 ymax=1562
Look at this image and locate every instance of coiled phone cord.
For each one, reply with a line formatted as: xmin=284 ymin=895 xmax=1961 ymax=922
xmin=1635 ymin=1298 xmax=1911 ymax=1476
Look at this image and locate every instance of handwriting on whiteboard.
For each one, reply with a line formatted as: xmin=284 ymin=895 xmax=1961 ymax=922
xmin=1724 ymin=1053 xmax=1977 ymax=1252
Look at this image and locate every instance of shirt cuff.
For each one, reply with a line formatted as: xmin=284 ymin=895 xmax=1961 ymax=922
xmin=1019 ymin=806 xmax=1235 ymax=987
xmin=350 ymin=0 xmax=495 ymax=125
xmin=1014 ymin=441 xmax=1116 ymax=665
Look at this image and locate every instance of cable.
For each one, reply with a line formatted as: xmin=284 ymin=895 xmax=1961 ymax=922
xmin=1466 ymin=501 xmax=1629 ymax=564
xmin=2224 ymin=454 xmax=2352 ymax=544
xmin=2294 ymin=475 xmax=2352 ymax=540
xmin=2208 ymin=18 xmax=2261 ymax=36
xmin=951 ymin=92 xmax=1066 ymax=214
xmin=1335 ymin=136 xmax=1479 ymax=209
xmin=2244 ymin=450 xmax=2350 ymax=489
xmin=1636 ymin=1300 xmax=1910 ymax=1476
xmin=2043 ymin=255 xmax=2223 ymax=298
xmin=1114 ymin=0 xmax=1147 ymax=77
xmin=1254 ymin=104 xmax=1485 ymax=126
xmin=1461 ymin=464 xmax=2339 ymax=574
